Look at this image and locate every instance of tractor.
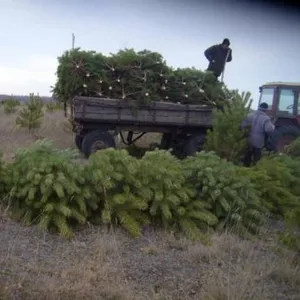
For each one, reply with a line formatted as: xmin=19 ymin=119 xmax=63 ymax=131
xmin=258 ymin=82 xmax=300 ymax=152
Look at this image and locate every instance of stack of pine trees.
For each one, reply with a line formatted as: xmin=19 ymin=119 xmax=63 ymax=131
xmin=52 ymin=48 xmax=228 ymax=107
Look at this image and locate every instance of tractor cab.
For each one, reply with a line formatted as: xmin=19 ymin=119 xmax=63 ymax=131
xmin=258 ymin=82 xmax=300 ymax=151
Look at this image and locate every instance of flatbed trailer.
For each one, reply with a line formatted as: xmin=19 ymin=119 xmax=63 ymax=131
xmin=67 ymin=96 xmax=214 ymax=157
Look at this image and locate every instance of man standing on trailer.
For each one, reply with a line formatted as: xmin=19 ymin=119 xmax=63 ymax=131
xmin=204 ymin=38 xmax=232 ymax=80
xmin=241 ymin=102 xmax=275 ymax=167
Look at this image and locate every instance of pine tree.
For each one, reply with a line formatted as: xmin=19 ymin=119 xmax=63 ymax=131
xmin=204 ymin=91 xmax=252 ymax=163
xmin=85 ymin=148 xmax=149 ymax=237
xmin=2 ymin=96 xmax=20 ymax=114
xmin=16 ymin=93 xmax=44 ymax=131
xmin=183 ymin=151 xmax=266 ymax=236
xmin=6 ymin=139 xmax=95 ymax=238
xmin=238 ymin=154 xmax=300 ymax=245
xmin=137 ymin=149 xmax=218 ymax=240
xmin=46 ymin=100 xmax=62 ymax=112
xmin=240 ymin=154 xmax=300 ymax=222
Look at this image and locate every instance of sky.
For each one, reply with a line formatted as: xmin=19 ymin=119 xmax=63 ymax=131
xmin=0 ymin=0 xmax=299 ymax=107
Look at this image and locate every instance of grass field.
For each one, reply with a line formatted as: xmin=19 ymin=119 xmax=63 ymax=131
xmin=0 ymin=107 xmax=299 ymax=300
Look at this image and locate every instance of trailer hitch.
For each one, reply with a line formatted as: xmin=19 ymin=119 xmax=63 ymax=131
xmin=120 ymin=131 xmax=146 ymax=145
xmin=127 ymin=131 xmax=133 ymax=143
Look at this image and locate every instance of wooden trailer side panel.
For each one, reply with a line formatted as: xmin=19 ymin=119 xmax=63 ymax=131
xmin=73 ymin=96 xmax=213 ymax=127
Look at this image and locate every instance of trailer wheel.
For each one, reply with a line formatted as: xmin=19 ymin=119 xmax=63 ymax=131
xmin=81 ymin=130 xmax=116 ymax=157
xmin=183 ymin=134 xmax=206 ymax=156
xmin=269 ymin=125 xmax=300 ymax=152
xmin=75 ymin=135 xmax=83 ymax=150
xmin=160 ymin=133 xmax=173 ymax=150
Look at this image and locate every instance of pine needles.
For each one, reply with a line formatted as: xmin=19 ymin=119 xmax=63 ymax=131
xmin=52 ymin=48 xmax=228 ymax=107
xmin=204 ymin=90 xmax=252 ymax=163
xmin=5 ymin=140 xmax=95 ymax=238
xmin=0 ymin=139 xmax=300 ymax=241
xmin=183 ymin=151 xmax=265 ymax=235
xmin=85 ymin=148 xmax=149 ymax=237
xmin=15 ymin=93 xmax=44 ymax=131
xmin=2 ymin=97 xmax=20 ymax=114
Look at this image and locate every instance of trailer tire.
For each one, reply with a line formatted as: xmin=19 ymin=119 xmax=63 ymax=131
xmin=183 ymin=134 xmax=206 ymax=156
xmin=81 ymin=130 xmax=116 ymax=157
xmin=269 ymin=125 xmax=300 ymax=152
xmin=75 ymin=135 xmax=83 ymax=150
xmin=160 ymin=133 xmax=173 ymax=150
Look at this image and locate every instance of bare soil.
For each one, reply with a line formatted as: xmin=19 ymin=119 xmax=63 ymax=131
xmin=0 ymin=107 xmax=299 ymax=300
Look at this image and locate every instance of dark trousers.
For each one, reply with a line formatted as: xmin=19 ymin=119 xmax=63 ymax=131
xmin=243 ymin=146 xmax=262 ymax=167
xmin=206 ymin=68 xmax=221 ymax=80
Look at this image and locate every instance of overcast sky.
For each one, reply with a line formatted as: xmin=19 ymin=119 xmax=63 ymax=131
xmin=0 ymin=0 xmax=299 ymax=107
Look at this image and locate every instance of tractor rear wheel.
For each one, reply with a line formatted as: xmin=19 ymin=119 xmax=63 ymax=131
xmin=269 ymin=125 xmax=300 ymax=152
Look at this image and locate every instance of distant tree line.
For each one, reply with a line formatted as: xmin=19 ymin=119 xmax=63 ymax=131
xmin=0 ymin=94 xmax=54 ymax=103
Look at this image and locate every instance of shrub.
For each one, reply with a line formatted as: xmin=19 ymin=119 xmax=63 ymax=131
xmin=204 ymin=91 xmax=252 ymax=163
xmin=2 ymin=97 xmax=20 ymax=114
xmin=6 ymin=139 xmax=95 ymax=238
xmin=16 ymin=93 xmax=44 ymax=131
xmin=183 ymin=151 xmax=266 ymax=235
xmin=138 ymin=150 xmax=218 ymax=240
xmin=85 ymin=148 xmax=149 ymax=237
xmin=46 ymin=101 xmax=63 ymax=112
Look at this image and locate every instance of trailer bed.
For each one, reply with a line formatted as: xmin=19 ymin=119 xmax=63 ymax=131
xmin=72 ymin=96 xmax=213 ymax=128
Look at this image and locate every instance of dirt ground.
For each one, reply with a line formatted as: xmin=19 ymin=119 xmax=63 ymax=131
xmin=0 ymin=107 xmax=299 ymax=300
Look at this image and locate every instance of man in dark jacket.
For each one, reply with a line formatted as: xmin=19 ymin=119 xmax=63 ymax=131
xmin=241 ymin=102 xmax=275 ymax=166
xmin=204 ymin=38 xmax=232 ymax=79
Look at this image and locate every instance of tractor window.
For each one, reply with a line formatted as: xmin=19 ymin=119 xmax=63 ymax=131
xmin=278 ymin=89 xmax=294 ymax=115
xmin=259 ymin=88 xmax=274 ymax=109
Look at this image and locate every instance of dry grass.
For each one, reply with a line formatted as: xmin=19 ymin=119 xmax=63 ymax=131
xmin=0 ymin=105 xmax=299 ymax=300
xmin=1 ymin=220 xmax=299 ymax=300
xmin=190 ymin=234 xmax=299 ymax=300
xmin=0 ymin=223 xmax=135 ymax=300
xmin=0 ymin=105 xmax=161 ymax=161
xmin=0 ymin=106 xmax=74 ymax=161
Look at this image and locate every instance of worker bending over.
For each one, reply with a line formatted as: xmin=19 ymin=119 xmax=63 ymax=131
xmin=241 ymin=102 xmax=275 ymax=166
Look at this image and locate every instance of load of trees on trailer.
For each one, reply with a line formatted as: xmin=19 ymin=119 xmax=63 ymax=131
xmin=52 ymin=48 xmax=233 ymax=107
